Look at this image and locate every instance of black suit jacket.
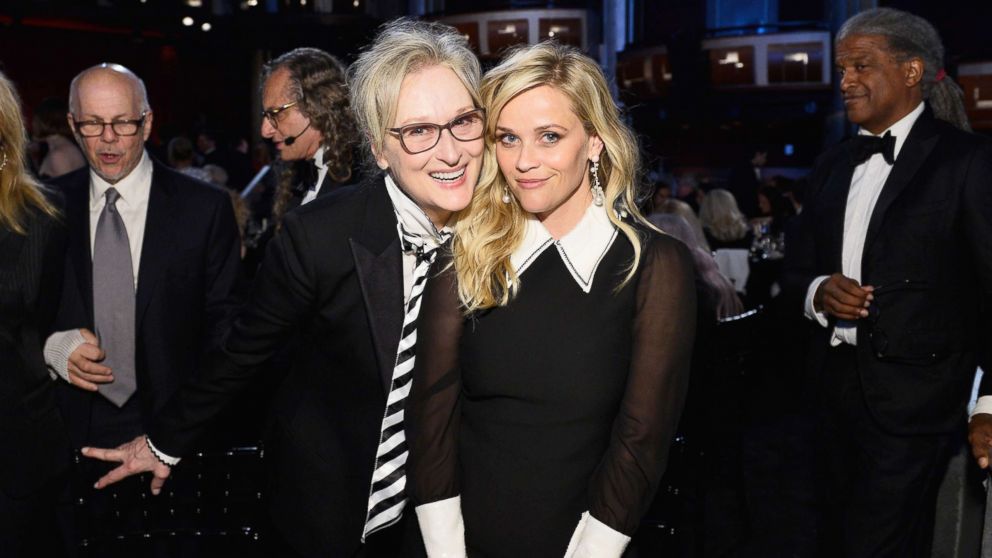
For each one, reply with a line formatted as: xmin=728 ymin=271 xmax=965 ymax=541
xmin=0 ymin=201 xmax=71 ymax=498
xmin=49 ymin=160 xmax=242 ymax=447
xmin=784 ymin=106 xmax=992 ymax=435
xmin=148 ymin=175 xmax=412 ymax=557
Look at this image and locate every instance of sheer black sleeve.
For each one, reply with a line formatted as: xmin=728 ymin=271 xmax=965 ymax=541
xmin=407 ymin=250 xmax=465 ymax=506
xmin=587 ymin=233 xmax=697 ymax=535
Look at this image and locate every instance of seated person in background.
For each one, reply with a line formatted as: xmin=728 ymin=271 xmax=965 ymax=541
xmin=648 ymin=212 xmax=744 ymax=320
xmin=699 ymin=188 xmax=754 ymax=250
xmin=32 ymin=96 xmax=85 ymax=178
xmin=167 ymin=135 xmax=212 ymax=183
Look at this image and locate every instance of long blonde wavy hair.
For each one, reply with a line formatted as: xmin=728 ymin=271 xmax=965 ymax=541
xmin=0 ymin=71 xmax=58 ymax=234
xmin=453 ymin=42 xmax=648 ymax=312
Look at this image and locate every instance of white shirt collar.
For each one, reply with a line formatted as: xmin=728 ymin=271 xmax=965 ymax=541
xmin=858 ymin=101 xmax=924 ymax=162
xmin=383 ymin=173 xmax=451 ymax=249
xmin=89 ymin=149 xmax=153 ymax=210
xmin=313 ymin=146 xmax=327 ymax=170
xmin=510 ymin=203 xmax=618 ymax=293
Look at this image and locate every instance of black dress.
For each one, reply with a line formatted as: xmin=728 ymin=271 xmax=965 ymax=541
xmin=408 ymin=226 xmax=696 ymax=557
xmin=0 ymin=201 xmax=71 ymax=557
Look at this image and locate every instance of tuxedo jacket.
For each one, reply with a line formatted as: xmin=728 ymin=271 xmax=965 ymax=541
xmin=149 ymin=174 xmax=414 ymax=557
xmin=0 ymin=201 xmax=71 ymax=498
xmin=49 ymin=160 xmax=242 ymax=447
xmin=784 ymin=106 xmax=992 ymax=435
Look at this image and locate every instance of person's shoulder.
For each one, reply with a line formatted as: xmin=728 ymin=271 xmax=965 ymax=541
xmin=46 ymin=165 xmax=89 ymax=191
xmin=932 ymin=118 xmax=992 ymax=153
xmin=292 ymin=174 xmax=384 ymax=223
xmin=635 ymin=221 xmax=693 ymax=265
xmin=155 ymin=161 xmax=231 ymax=205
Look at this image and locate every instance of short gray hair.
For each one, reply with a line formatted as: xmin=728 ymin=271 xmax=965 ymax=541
xmin=838 ymin=8 xmax=970 ymax=130
xmin=68 ymin=63 xmax=150 ymax=116
xmin=348 ymin=18 xmax=481 ymax=168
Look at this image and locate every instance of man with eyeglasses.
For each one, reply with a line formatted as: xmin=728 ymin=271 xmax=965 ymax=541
xmin=42 ymin=63 xmax=241 ymax=553
xmin=254 ymin=48 xmax=356 ymax=215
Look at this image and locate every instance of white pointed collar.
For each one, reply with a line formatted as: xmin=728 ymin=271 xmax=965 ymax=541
xmin=510 ymin=203 xmax=618 ymax=293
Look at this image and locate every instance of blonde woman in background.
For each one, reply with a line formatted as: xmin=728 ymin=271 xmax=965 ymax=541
xmin=0 ymin=70 xmax=71 ymax=558
xmin=699 ymin=188 xmax=753 ymax=250
xmin=408 ymin=42 xmax=696 ymax=558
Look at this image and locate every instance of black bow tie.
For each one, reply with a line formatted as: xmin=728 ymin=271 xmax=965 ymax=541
xmin=292 ymin=159 xmax=320 ymax=197
xmin=848 ymin=132 xmax=896 ymax=166
xmin=399 ymin=223 xmax=452 ymax=265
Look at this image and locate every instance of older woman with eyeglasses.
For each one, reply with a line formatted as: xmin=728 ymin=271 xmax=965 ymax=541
xmin=82 ymin=19 xmax=485 ymax=558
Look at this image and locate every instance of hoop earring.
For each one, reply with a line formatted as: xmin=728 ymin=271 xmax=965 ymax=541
xmin=590 ymin=159 xmax=604 ymax=207
xmin=0 ymin=150 xmax=7 ymax=172
xmin=502 ymin=185 xmax=511 ymax=204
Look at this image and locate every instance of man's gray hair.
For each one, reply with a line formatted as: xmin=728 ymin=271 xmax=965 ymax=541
xmin=838 ymin=8 xmax=970 ymax=131
xmin=68 ymin=63 xmax=150 ymax=116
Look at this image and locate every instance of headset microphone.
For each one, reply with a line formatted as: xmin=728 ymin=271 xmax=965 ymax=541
xmin=283 ymin=122 xmax=312 ymax=146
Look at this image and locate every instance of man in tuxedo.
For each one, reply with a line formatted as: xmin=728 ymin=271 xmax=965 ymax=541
xmin=257 ymin=47 xmax=356 ymax=214
xmin=242 ymin=47 xmax=357 ymax=273
xmin=43 ymin=63 xmax=241 ymax=549
xmin=783 ymin=8 xmax=992 ymax=557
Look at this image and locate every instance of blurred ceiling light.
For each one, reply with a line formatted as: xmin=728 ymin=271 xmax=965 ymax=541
xmin=186 ymin=0 xmax=203 ymax=6
xmin=201 ymin=22 xmax=212 ymax=31
xmin=785 ymin=52 xmax=809 ymax=65
xmin=182 ymin=16 xmax=195 ymax=26
xmin=497 ymin=24 xmax=517 ymax=35
xmin=353 ymin=0 xmax=360 ymax=6
xmin=718 ymin=51 xmax=740 ymax=65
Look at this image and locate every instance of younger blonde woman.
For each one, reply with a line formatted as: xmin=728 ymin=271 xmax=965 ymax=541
xmin=408 ymin=43 xmax=696 ymax=557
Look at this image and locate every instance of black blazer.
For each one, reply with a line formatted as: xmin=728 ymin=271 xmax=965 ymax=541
xmin=784 ymin=106 xmax=992 ymax=435
xmin=49 ymin=160 xmax=242 ymax=447
xmin=149 ymin=175 xmax=410 ymax=557
xmin=0 ymin=200 xmax=71 ymax=498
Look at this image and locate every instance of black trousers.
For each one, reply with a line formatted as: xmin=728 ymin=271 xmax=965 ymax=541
xmin=815 ymin=345 xmax=955 ymax=558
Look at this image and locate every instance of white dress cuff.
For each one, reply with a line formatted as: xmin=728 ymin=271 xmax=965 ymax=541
xmin=146 ymin=437 xmax=182 ymax=466
xmin=803 ymin=275 xmax=831 ymax=327
xmin=415 ymin=496 xmax=466 ymax=558
xmin=44 ymin=329 xmax=87 ymax=382
xmin=971 ymin=396 xmax=992 ymax=419
xmin=564 ymin=511 xmax=631 ymax=558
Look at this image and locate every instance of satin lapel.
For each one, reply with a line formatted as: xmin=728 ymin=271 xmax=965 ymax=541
xmin=135 ymin=165 xmax=179 ymax=329
xmin=820 ymin=152 xmax=857 ymax=272
xmin=863 ymin=110 xmax=940 ymax=256
xmin=64 ymin=174 xmax=94 ymax=324
xmin=350 ymin=178 xmax=404 ymax=396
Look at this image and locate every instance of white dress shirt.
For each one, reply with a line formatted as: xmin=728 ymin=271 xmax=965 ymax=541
xmin=44 ymin=151 xmax=154 ymax=383
xmin=415 ymin=202 xmax=630 ymax=558
xmin=300 ymin=147 xmax=329 ymax=206
xmin=803 ymin=102 xmax=924 ymax=346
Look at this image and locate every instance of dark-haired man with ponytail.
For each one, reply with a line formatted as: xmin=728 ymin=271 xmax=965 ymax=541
xmin=783 ymin=7 xmax=992 ymax=557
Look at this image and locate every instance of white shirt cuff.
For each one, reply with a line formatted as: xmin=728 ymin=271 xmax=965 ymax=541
xmin=803 ymin=275 xmax=830 ymax=327
xmin=44 ymin=329 xmax=87 ymax=382
xmin=971 ymin=396 xmax=992 ymax=419
xmin=416 ymin=496 xmax=466 ymax=558
xmin=146 ymin=437 xmax=182 ymax=466
xmin=564 ymin=511 xmax=631 ymax=558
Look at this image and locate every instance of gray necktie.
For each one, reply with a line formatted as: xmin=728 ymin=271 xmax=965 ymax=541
xmin=93 ymin=187 xmax=136 ymax=407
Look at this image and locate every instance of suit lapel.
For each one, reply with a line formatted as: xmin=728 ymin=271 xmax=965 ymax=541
xmin=63 ymin=172 xmax=94 ymax=324
xmin=819 ymin=154 xmax=856 ymax=272
xmin=863 ymin=109 xmax=940 ymax=256
xmin=135 ymin=163 xmax=179 ymax=329
xmin=350 ymin=177 xmax=404 ymax=395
